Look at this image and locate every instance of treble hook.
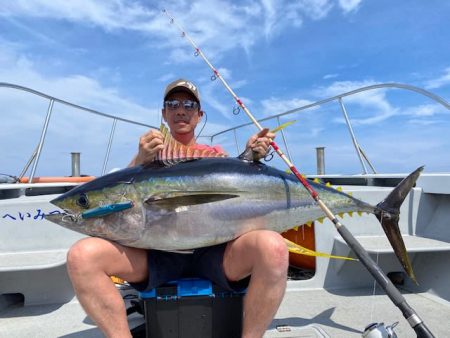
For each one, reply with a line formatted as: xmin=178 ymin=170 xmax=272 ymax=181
xmin=233 ymin=106 xmax=240 ymax=115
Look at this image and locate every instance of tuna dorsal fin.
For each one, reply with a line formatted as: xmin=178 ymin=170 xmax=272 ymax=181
xmin=145 ymin=193 xmax=239 ymax=211
xmin=157 ymin=124 xmax=227 ymax=165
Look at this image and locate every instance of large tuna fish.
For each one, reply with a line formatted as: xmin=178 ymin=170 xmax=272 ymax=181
xmin=46 ymin=154 xmax=422 ymax=282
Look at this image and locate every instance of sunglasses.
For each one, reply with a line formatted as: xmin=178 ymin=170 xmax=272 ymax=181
xmin=164 ymin=99 xmax=199 ymax=111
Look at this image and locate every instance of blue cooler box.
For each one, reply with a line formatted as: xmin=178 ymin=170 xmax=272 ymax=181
xmin=139 ymin=278 xmax=245 ymax=338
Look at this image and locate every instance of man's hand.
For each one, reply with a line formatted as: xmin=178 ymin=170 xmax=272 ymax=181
xmin=129 ymin=129 xmax=165 ymax=166
xmin=246 ymin=128 xmax=275 ymax=161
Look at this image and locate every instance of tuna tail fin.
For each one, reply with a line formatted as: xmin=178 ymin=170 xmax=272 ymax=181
xmin=374 ymin=166 xmax=424 ymax=284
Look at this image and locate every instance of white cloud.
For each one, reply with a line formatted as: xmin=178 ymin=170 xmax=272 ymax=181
xmin=0 ymin=0 xmax=363 ymax=64
xmin=288 ymin=0 xmax=334 ymax=20
xmin=0 ymin=0 xmax=158 ymax=32
xmin=260 ymin=0 xmax=348 ymax=39
xmin=323 ymin=73 xmax=339 ymax=80
xmin=402 ymin=104 xmax=445 ymax=117
xmin=261 ymin=0 xmax=278 ymax=38
xmin=317 ymin=80 xmax=397 ymax=125
xmin=261 ymin=97 xmax=315 ymax=116
xmin=338 ymin=0 xmax=362 ymax=13
xmin=399 ymin=104 xmax=449 ymax=126
xmin=425 ymin=67 xmax=450 ymax=89
xmin=319 ymin=79 xmax=375 ymax=95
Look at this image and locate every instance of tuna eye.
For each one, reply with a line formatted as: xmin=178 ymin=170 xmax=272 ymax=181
xmin=77 ymin=194 xmax=90 ymax=209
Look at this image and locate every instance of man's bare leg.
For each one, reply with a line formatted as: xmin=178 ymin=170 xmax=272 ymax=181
xmin=66 ymin=237 xmax=148 ymax=338
xmin=223 ymin=230 xmax=289 ymax=338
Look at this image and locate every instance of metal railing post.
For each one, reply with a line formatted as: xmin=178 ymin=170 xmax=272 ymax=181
xmin=277 ymin=116 xmax=292 ymax=162
xmin=71 ymin=152 xmax=81 ymax=177
xmin=316 ymin=147 xmax=325 ymax=175
xmin=338 ymin=97 xmax=368 ymax=174
xmin=102 ymin=118 xmax=117 ymax=175
xmin=29 ymin=99 xmax=55 ymax=182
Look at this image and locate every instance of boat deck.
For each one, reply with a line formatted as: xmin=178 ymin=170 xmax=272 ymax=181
xmin=1 ymin=283 xmax=449 ymax=338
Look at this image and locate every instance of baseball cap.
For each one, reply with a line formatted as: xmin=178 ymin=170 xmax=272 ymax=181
xmin=164 ymin=78 xmax=200 ymax=103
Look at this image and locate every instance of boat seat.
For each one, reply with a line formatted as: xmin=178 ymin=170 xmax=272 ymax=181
xmin=331 ymin=235 xmax=450 ymax=278
xmin=0 ymin=249 xmax=68 ymax=272
xmin=334 ymin=235 xmax=450 ymax=254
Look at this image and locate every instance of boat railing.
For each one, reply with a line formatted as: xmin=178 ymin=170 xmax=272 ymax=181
xmin=2 ymin=82 xmax=449 ymax=179
xmin=0 ymin=82 xmax=158 ymax=182
xmin=203 ymin=83 xmax=450 ymax=175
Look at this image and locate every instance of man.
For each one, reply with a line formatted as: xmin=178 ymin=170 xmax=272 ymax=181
xmin=67 ymin=79 xmax=289 ymax=338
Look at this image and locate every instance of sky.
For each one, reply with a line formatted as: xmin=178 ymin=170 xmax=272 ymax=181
xmin=1 ymin=0 xmax=449 ymax=177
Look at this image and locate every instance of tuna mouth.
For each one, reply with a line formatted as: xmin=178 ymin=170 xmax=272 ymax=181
xmin=46 ymin=211 xmax=81 ymax=225
xmin=46 ymin=199 xmax=81 ymax=225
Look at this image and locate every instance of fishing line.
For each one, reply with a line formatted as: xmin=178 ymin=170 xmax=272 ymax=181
xmin=195 ymin=110 xmax=208 ymax=141
xmin=162 ymin=9 xmax=434 ymax=337
xmin=370 ymin=251 xmax=380 ymax=323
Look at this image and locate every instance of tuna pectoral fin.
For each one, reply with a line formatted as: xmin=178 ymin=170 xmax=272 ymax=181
xmin=285 ymin=239 xmax=356 ymax=261
xmin=374 ymin=166 xmax=423 ymax=284
xmin=145 ymin=193 xmax=239 ymax=211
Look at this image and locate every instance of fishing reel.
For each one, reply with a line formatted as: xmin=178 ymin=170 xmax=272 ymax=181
xmin=362 ymin=322 xmax=398 ymax=338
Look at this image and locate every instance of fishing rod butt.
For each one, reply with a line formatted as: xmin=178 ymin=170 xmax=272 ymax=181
xmin=413 ymin=323 xmax=435 ymax=338
xmin=336 ymin=225 xmax=435 ymax=337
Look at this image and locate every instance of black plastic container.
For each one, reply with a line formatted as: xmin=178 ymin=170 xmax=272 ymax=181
xmin=139 ymin=278 xmax=245 ymax=338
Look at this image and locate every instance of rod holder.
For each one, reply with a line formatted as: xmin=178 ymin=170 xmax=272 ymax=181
xmin=71 ymin=152 xmax=81 ymax=177
xmin=316 ymin=147 xmax=325 ymax=175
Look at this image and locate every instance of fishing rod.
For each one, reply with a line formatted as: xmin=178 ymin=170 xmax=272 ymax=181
xmin=162 ymin=9 xmax=434 ymax=338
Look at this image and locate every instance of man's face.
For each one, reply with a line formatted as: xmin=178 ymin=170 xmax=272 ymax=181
xmin=162 ymin=91 xmax=202 ymax=138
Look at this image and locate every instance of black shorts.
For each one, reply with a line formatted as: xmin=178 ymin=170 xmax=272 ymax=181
xmin=129 ymin=242 xmax=250 ymax=292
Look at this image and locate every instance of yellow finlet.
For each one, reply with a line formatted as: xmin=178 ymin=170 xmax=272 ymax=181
xmin=313 ymin=178 xmax=320 ymax=183
xmin=270 ymin=120 xmax=296 ymax=134
xmin=325 ymin=182 xmax=331 ymax=187
xmin=293 ymin=226 xmax=299 ymax=231
xmin=317 ymin=217 xmax=325 ymax=224
xmin=305 ymin=221 xmax=313 ymax=227
xmin=338 ymin=213 xmax=344 ymax=218
xmin=348 ymin=211 xmax=353 ymax=217
xmin=357 ymin=211 xmax=363 ymax=217
xmin=110 ymin=275 xmax=126 ymax=285
xmin=337 ymin=186 xmax=343 ymax=192
xmin=285 ymin=239 xmax=356 ymax=261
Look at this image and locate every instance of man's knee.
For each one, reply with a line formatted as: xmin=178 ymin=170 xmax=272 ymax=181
xmin=67 ymin=238 xmax=106 ymax=275
xmin=254 ymin=231 xmax=289 ymax=275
